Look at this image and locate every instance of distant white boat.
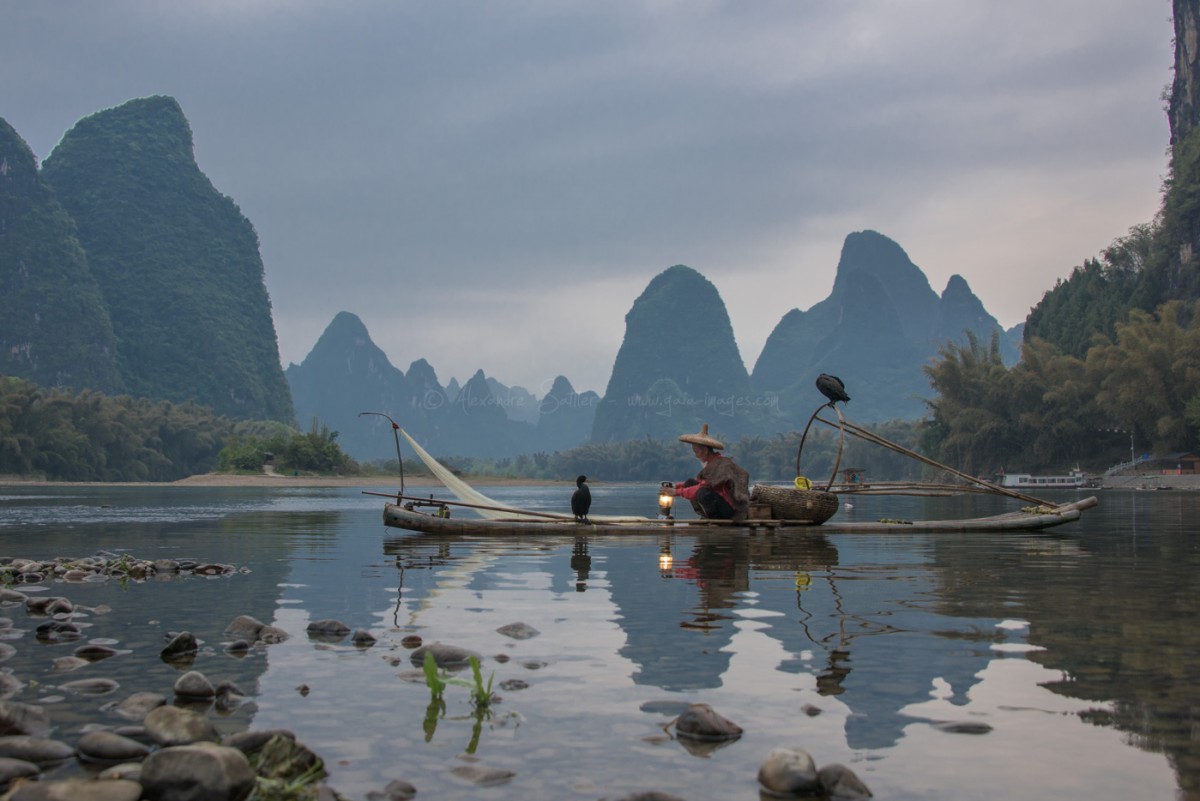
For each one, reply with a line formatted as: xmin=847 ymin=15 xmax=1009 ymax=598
xmin=997 ymin=468 xmax=1088 ymax=489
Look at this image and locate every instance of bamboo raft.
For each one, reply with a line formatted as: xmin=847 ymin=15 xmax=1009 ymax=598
xmin=364 ymin=404 xmax=1102 ymax=538
xmin=382 ymin=495 xmax=1099 ymax=536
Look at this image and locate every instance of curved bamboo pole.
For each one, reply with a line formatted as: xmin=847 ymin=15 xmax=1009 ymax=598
xmin=795 ymin=402 xmax=846 ymax=491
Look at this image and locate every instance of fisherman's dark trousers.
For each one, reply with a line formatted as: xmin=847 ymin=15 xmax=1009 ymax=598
xmin=680 ymin=479 xmax=735 ymax=520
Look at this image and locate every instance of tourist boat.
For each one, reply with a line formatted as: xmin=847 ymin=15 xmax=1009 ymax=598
xmin=996 ymin=468 xmax=1089 ymax=490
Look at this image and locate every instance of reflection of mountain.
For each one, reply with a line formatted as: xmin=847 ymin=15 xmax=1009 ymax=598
xmin=749 ymin=535 xmax=997 ymax=749
xmin=604 ymin=540 xmax=736 ymax=692
xmin=950 ymin=497 xmax=1200 ymax=796
xmin=380 ymin=525 xmax=999 ymax=748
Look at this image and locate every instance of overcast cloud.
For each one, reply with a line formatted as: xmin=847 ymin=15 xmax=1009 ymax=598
xmin=1 ymin=1 xmax=1175 ymax=394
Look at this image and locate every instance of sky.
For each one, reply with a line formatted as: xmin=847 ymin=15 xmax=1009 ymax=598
xmin=1 ymin=1 xmax=1176 ymax=395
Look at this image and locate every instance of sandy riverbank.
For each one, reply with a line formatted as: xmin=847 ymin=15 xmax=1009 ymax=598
xmin=1101 ymin=473 xmax=1200 ymax=490
xmin=0 ymin=473 xmax=574 ymax=489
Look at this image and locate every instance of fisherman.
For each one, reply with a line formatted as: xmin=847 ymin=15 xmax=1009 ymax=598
xmin=664 ymin=423 xmax=750 ymax=521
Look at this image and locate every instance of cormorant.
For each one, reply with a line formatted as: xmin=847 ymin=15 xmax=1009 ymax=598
xmin=816 ymin=374 xmax=850 ymax=405
xmin=571 ymin=475 xmax=591 ymax=522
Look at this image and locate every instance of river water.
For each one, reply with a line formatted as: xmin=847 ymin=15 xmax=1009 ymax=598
xmin=0 ymin=482 xmax=1196 ymax=800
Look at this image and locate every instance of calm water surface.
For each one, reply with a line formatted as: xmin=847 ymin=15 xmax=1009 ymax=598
xmin=0 ymin=483 xmax=1196 ymax=800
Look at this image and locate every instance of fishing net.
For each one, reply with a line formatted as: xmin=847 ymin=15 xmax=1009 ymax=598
xmin=399 ymin=429 xmax=544 ymax=519
xmin=399 ymin=428 xmax=650 ymax=522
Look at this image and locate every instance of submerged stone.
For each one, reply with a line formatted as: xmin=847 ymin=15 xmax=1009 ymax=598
xmin=673 ymin=703 xmax=743 ymax=740
xmin=496 ymin=622 xmax=540 ymax=640
xmin=410 ymin=643 xmax=482 ymax=670
xmin=450 ymin=763 xmax=515 ymax=787
xmin=365 ymin=778 xmax=418 ymax=800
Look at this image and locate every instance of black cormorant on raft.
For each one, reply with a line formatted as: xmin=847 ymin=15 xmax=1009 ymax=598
xmin=571 ymin=475 xmax=591 ymax=523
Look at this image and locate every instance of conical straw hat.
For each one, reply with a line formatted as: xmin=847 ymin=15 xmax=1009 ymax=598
xmin=678 ymin=423 xmax=724 ymax=450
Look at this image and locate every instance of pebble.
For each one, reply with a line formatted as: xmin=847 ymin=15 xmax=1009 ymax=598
xmin=112 ymin=692 xmax=167 ymax=722
xmin=757 ymin=746 xmax=819 ymax=795
xmin=0 ymin=735 xmax=75 ymax=765
xmin=932 ymin=720 xmax=993 ymax=735
xmin=0 ymin=755 xmax=40 ymax=787
xmin=223 ymin=729 xmax=296 ymax=756
xmin=0 ymin=676 xmax=22 ymax=699
xmin=818 ymin=763 xmax=873 ymax=798
xmin=306 ymin=620 xmax=351 ymax=641
xmin=142 ymin=705 xmax=219 ymax=746
xmin=259 ymin=625 xmax=289 ymax=644
xmin=0 ymin=702 xmax=50 ymax=737
xmin=223 ymin=615 xmax=265 ymax=641
xmin=75 ymin=731 xmax=152 ymax=765
xmin=50 ymin=657 xmax=89 ymax=673
xmin=24 ymin=598 xmax=72 ymax=617
xmin=59 ymin=678 xmax=120 ymax=696
xmin=3 ymin=777 xmax=142 ymax=801
xmin=173 ymin=671 xmax=215 ymax=700
xmin=139 ymin=743 xmax=256 ymax=801
xmin=160 ymin=631 xmax=199 ymax=662
xmin=35 ymin=621 xmax=82 ymax=643
xmin=72 ymin=644 xmax=121 ymax=662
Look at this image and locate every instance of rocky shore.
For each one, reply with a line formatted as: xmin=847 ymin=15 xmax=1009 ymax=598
xmin=0 ymin=553 xmax=873 ymax=801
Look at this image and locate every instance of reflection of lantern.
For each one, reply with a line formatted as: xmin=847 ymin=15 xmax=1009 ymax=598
xmin=658 ymin=481 xmax=675 ymax=519
xmin=658 ymin=540 xmax=674 ymax=575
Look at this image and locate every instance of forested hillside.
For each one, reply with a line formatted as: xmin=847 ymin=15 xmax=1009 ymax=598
xmin=38 ymin=96 xmax=294 ymax=423
xmin=0 ymin=119 xmax=123 ymax=392
xmin=925 ymin=0 xmax=1200 ymax=474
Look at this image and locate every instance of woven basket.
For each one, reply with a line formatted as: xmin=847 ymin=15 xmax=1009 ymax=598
xmin=751 ymin=484 xmax=839 ymax=524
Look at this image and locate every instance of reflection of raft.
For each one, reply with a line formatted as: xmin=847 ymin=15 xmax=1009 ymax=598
xmin=382 ymin=496 xmax=1099 ymax=535
xmin=750 ymin=485 xmax=839 ymax=524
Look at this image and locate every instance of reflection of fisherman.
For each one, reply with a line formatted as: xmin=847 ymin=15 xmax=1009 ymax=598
xmin=664 ymin=424 xmax=750 ymax=521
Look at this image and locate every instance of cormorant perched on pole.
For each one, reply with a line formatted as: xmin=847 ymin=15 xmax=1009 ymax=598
xmin=571 ymin=475 xmax=592 ymax=523
xmin=816 ymin=374 xmax=850 ymax=405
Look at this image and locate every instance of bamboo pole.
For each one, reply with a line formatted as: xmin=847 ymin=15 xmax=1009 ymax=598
xmin=363 ymin=490 xmax=579 ymax=521
xmin=811 ymin=414 xmax=1054 ymax=507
